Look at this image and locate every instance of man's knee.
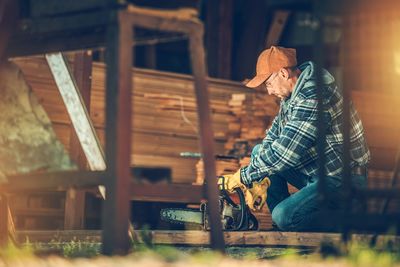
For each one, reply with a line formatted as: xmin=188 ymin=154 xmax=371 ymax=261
xmin=271 ymin=204 xmax=296 ymax=231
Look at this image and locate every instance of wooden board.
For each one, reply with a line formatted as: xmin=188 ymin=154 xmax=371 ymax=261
xmin=15 ymin=230 xmax=400 ymax=247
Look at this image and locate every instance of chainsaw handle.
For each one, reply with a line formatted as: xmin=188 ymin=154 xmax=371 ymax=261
xmin=234 ymin=187 xmax=246 ymax=230
xmin=221 ymin=187 xmax=246 ymax=230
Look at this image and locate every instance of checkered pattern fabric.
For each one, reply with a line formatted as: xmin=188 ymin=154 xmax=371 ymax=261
xmin=241 ymin=61 xmax=370 ymax=185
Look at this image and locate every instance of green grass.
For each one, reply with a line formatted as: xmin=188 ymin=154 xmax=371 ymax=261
xmin=1 ymin=234 xmax=400 ymax=267
xmin=0 ymin=242 xmax=34 ymax=260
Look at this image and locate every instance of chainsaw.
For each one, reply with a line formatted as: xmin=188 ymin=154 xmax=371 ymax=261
xmin=160 ymin=185 xmax=258 ymax=231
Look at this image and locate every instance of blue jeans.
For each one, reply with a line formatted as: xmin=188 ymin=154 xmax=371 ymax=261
xmin=251 ymin=144 xmax=367 ymax=231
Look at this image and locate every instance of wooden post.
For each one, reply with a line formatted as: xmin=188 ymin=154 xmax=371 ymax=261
xmin=205 ymin=0 xmax=233 ymax=79
xmin=189 ymin=26 xmax=225 ymax=252
xmin=125 ymin=4 xmax=225 ymax=252
xmin=217 ymin=0 xmax=233 ymax=79
xmin=102 ymin=10 xmax=132 ymax=255
xmin=64 ymin=51 xmax=93 ymax=230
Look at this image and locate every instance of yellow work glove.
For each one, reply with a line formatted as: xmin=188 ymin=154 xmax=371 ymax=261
xmin=217 ymin=170 xmax=246 ymax=193
xmin=244 ymin=177 xmax=271 ymax=211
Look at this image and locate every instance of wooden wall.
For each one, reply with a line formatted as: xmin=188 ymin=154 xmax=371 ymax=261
xmin=352 ymin=91 xmax=400 ymax=172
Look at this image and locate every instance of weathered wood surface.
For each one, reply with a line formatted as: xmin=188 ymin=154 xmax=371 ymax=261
xmin=64 ymin=51 xmax=93 ymax=230
xmin=15 ymin=230 xmax=400 ymax=247
xmin=13 ymin=57 xmax=251 ymax=183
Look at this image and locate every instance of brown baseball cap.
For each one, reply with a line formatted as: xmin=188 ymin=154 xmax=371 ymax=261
xmin=246 ymin=46 xmax=297 ymax=88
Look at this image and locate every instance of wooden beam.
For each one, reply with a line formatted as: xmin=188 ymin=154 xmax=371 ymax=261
xmin=46 ymin=53 xmax=105 ymax=172
xmin=45 ymin=52 xmax=106 ymax=197
xmin=125 ymin=5 xmax=200 ymax=33
xmin=265 ymin=10 xmax=290 ymax=48
xmin=6 ymin=9 xmax=112 ymax=57
xmin=206 ymin=0 xmax=233 ymax=79
xmin=1 ymin=171 xmax=105 ymax=191
xmin=188 ymin=24 xmax=224 ymax=252
xmin=15 ymin=230 xmax=400 ymax=248
xmin=217 ymin=0 xmax=233 ymax=79
xmin=130 ymin=184 xmax=203 ymax=203
xmin=101 ymin=10 xmax=132 ymax=255
xmin=28 ymin=0 xmax=117 ymax=18
xmin=69 ymin=51 xmax=93 ymax=169
xmin=64 ymin=51 xmax=94 ymax=230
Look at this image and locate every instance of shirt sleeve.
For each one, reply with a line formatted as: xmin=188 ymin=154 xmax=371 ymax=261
xmin=241 ymin=98 xmax=326 ymax=185
xmin=262 ymin=116 xmax=280 ymax=146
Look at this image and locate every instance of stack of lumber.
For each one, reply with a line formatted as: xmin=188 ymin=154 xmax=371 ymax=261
xmin=225 ymin=93 xmax=279 ymax=155
xmin=143 ymin=93 xmax=229 ymax=139
xmin=13 ymin=56 xmax=252 ymax=184
xmin=194 ymin=158 xmax=239 ymax=185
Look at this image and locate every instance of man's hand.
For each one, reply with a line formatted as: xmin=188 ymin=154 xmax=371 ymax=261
xmin=217 ymin=170 xmax=246 ymax=193
xmin=244 ymin=177 xmax=271 ymax=211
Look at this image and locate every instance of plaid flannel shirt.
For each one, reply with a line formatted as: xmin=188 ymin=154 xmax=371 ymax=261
xmin=240 ymin=62 xmax=370 ymax=185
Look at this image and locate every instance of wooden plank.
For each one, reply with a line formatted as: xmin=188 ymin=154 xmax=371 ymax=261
xmin=15 ymin=230 xmax=400 ymax=247
xmin=69 ymin=51 xmax=93 ymax=168
xmin=216 ymin=0 xmax=233 ymax=79
xmin=46 ymin=53 xmax=106 ymax=172
xmin=11 ymin=208 xmax=64 ymax=217
xmin=28 ymin=0 xmax=116 ymax=18
xmin=126 ymin=5 xmax=200 ymax=33
xmin=205 ymin=0 xmax=233 ymax=79
xmin=1 ymin=171 xmax=105 ymax=191
xmin=265 ymin=10 xmax=290 ymax=48
xmin=46 ymin=52 xmax=106 ymax=200
xmin=6 ymin=9 xmax=114 ymax=58
xmin=130 ymin=184 xmax=203 ymax=203
xmin=64 ymin=51 xmax=93 ymax=230
xmin=8 ymin=31 xmax=107 ymax=58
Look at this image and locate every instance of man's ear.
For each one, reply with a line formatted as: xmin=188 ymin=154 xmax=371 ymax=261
xmin=279 ymin=68 xmax=290 ymax=80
